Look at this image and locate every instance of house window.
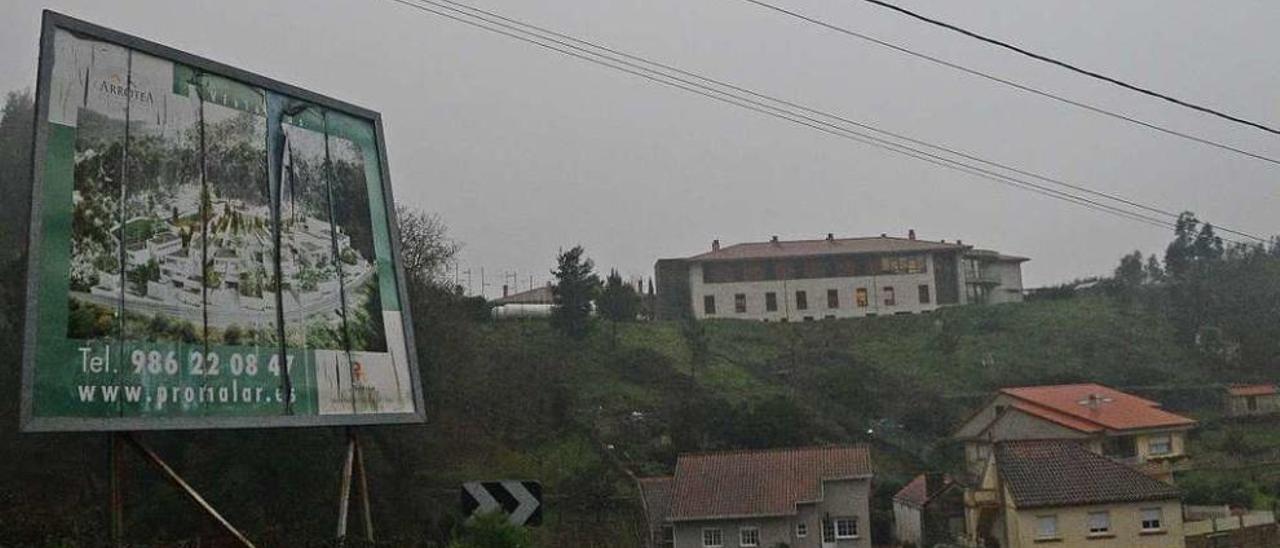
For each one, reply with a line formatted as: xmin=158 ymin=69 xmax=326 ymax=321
xmin=855 ymin=287 xmax=868 ymax=307
xmin=1141 ymin=508 xmax=1164 ymax=531
xmin=1148 ymin=434 xmax=1173 ymax=456
xmin=883 ymin=286 xmax=896 ymax=306
xmin=1036 ymin=515 xmax=1058 ymax=539
xmin=739 ymin=527 xmax=759 ymax=547
xmin=702 ymin=528 xmax=723 ymax=547
xmin=795 ymin=522 xmax=807 ymax=538
xmin=765 ymin=292 xmax=778 ymax=312
xmin=734 ymin=293 xmax=747 ymax=314
xmin=918 ymin=284 xmax=931 ymax=304
xmin=1087 ymin=511 xmax=1110 ymax=535
xmin=821 ymin=519 xmax=835 ymax=543
xmin=795 ymin=290 xmax=808 ymax=310
xmin=1248 ymin=396 xmax=1259 ymax=411
xmin=703 ymin=295 xmax=716 ymax=315
xmin=827 ymin=289 xmax=839 ymax=309
xmin=834 ymin=517 xmax=858 ymax=539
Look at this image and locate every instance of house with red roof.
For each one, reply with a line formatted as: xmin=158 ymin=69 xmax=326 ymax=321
xmin=638 ymin=445 xmax=874 ymax=548
xmin=891 ymin=473 xmax=963 ymax=547
xmin=1224 ymin=384 xmax=1279 ymax=418
xmin=953 ymin=383 xmax=1197 ymax=484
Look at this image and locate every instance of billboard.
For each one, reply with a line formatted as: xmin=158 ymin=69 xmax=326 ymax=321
xmin=21 ymin=12 xmax=424 ymax=431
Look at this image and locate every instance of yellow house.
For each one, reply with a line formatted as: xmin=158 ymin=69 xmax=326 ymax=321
xmin=969 ymin=440 xmax=1184 ymax=548
xmin=953 ymin=384 xmax=1196 ymax=483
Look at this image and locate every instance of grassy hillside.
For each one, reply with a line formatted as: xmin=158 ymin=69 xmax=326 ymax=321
xmin=1 ymin=293 xmax=1259 ymax=545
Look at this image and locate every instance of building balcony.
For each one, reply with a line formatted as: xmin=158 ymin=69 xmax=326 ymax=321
xmin=964 ymin=487 xmax=1000 ymax=508
xmin=964 ymin=271 xmax=1002 ymax=285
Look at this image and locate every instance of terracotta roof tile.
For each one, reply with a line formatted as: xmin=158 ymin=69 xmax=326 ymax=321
xmin=669 ymin=445 xmax=872 ymax=521
xmin=684 ymin=236 xmax=967 ymax=262
xmin=1000 ymin=384 xmax=1195 ymax=432
xmin=638 ymin=477 xmax=674 ymax=534
xmin=492 ymin=285 xmax=553 ymax=305
xmin=996 ymin=440 xmax=1181 ymax=509
xmin=893 ymin=474 xmax=955 ymax=508
xmin=1228 ymin=384 xmax=1277 ymax=397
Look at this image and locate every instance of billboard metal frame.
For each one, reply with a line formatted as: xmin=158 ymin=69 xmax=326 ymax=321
xmin=21 ymin=10 xmax=426 ymax=432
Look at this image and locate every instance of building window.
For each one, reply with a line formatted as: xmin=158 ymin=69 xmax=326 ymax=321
xmin=765 ymin=292 xmax=778 ymax=312
xmin=703 ymin=295 xmax=716 ymax=315
xmin=1035 ymin=515 xmax=1058 ymax=539
xmin=1087 ymin=511 xmax=1110 ymax=535
xmin=1148 ymin=434 xmax=1173 ymax=456
xmin=734 ymin=293 xmax=747 ymax=314
xmin=795 ymin=522 xmax=807 ymax=538
xmin=918 ymin=284 xmax=931 ymax=304
xmin=827 ymin=289 xmax=839 ymax=309
xmin=1141 ymin=508 xmax=1164 ymax=531
xmin=1248 ymin=396 xmax=1259 ymax=411
xmin=702 ymin=528 xmax=723 ymax=547
xmin=883 ymin=286 xmax=896 ymax=306
xmin=855 ymin=287 xmax=868 ymax=308
xmin=821 ymin=519 xmax=835 ymax=543
xmin=795 ymin=290 xmax=808 ymax=310
xmin=739 ymin=527 xmax=759 ymax=547
xmin=834 ymin=517 xmax=858 ymax=539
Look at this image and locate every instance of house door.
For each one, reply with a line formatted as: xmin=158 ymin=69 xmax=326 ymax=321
xmin=820 ymin=519 xmax=836 ymax=548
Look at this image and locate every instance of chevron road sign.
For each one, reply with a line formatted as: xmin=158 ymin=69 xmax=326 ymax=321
xmin=461 ymin=480 xmax=543 ymax=527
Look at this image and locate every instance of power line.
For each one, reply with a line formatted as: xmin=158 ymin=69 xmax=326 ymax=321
xmin=735 ymin=0 xmax=1280 ymax=168
xmin=857 ymin=0 xmax=1280 ymax=137
xmin=446 ymin=0 xmax=1200 ymax=229
xmin=389 ymin=0 xmax=1257 ymax=242
xmin=384 ymin=0 xmax=1258 ymax=244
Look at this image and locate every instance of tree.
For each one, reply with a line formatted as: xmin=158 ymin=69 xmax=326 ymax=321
xmin=396 ymin=205 xmax=461 ymax=289
xmin=595 ymin=269 xmax=640 ymax=340
xmin=0 ymin=90 xmax=33 ymax=257
xmin=447 ymin=511 xmax=536 ymax=548
xmin=550 ymin=246 xmax=600 ymax=340
xmin=1114 ymin=251 xmax=1145 ymax=289
xmin=1144 ymin=255 xmax=1164 ymax=284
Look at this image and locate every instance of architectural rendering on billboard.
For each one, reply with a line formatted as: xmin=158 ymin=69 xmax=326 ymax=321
xmin=21 ymin=12 xmax=424 ymax=431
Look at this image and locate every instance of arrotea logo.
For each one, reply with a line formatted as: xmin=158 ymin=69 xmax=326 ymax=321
xmin=98 ymin=72 xmax=154 ymax=105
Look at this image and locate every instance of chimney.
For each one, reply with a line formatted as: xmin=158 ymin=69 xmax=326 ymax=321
xmin=1085 ymin=393 xmax=1101 ymax=410
xmin=957 ymin=239 xmax=963 ymax=246
xmin=880 ymin=233 xmax=887 ymax=238
xmin=712 ymin=239 xmax=720 ymax=252
xmin=502 ymin=284 xmax=509 ymax=298
xmin=770 ymin=235 xmax=780 ymax=245
xmin=826 ymin=233 xmax=834 ymax=242
xmin=908 ymin=229 xmax=916 ymax=240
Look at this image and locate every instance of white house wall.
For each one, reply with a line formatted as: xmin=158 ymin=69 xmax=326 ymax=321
xmin=688 ymin=262 xmax=941 ymax=322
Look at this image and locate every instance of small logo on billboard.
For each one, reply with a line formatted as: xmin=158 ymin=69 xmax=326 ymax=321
xmin=98 ymin=73 xmax=154 ymax=105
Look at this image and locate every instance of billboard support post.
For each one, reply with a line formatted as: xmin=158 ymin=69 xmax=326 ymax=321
xmin=109 ymin=433 xmax=123 ymax=547
xmin=336 ymin=427 xmax=374 ymax=542
xmin=123 ymin=433 xmax=256 ymax=547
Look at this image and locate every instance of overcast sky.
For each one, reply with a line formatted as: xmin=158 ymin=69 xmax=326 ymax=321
xmin=3 ymin=0 xmax=1277 ymax=293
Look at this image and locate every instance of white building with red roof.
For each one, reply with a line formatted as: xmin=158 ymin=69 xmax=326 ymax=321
xmin=653 ymin=230 xmax=1026 ymax=322
xmin=1224 ymin=383 xmax=1279 ymax=417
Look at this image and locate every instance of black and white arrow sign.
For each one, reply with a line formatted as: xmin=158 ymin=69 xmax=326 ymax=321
xmin=461 ymin=480 xmax=543 ymax=527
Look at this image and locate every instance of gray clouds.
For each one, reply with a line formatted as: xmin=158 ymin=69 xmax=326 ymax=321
xmin=2 ymin=0 xmax=1276 ymax=292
